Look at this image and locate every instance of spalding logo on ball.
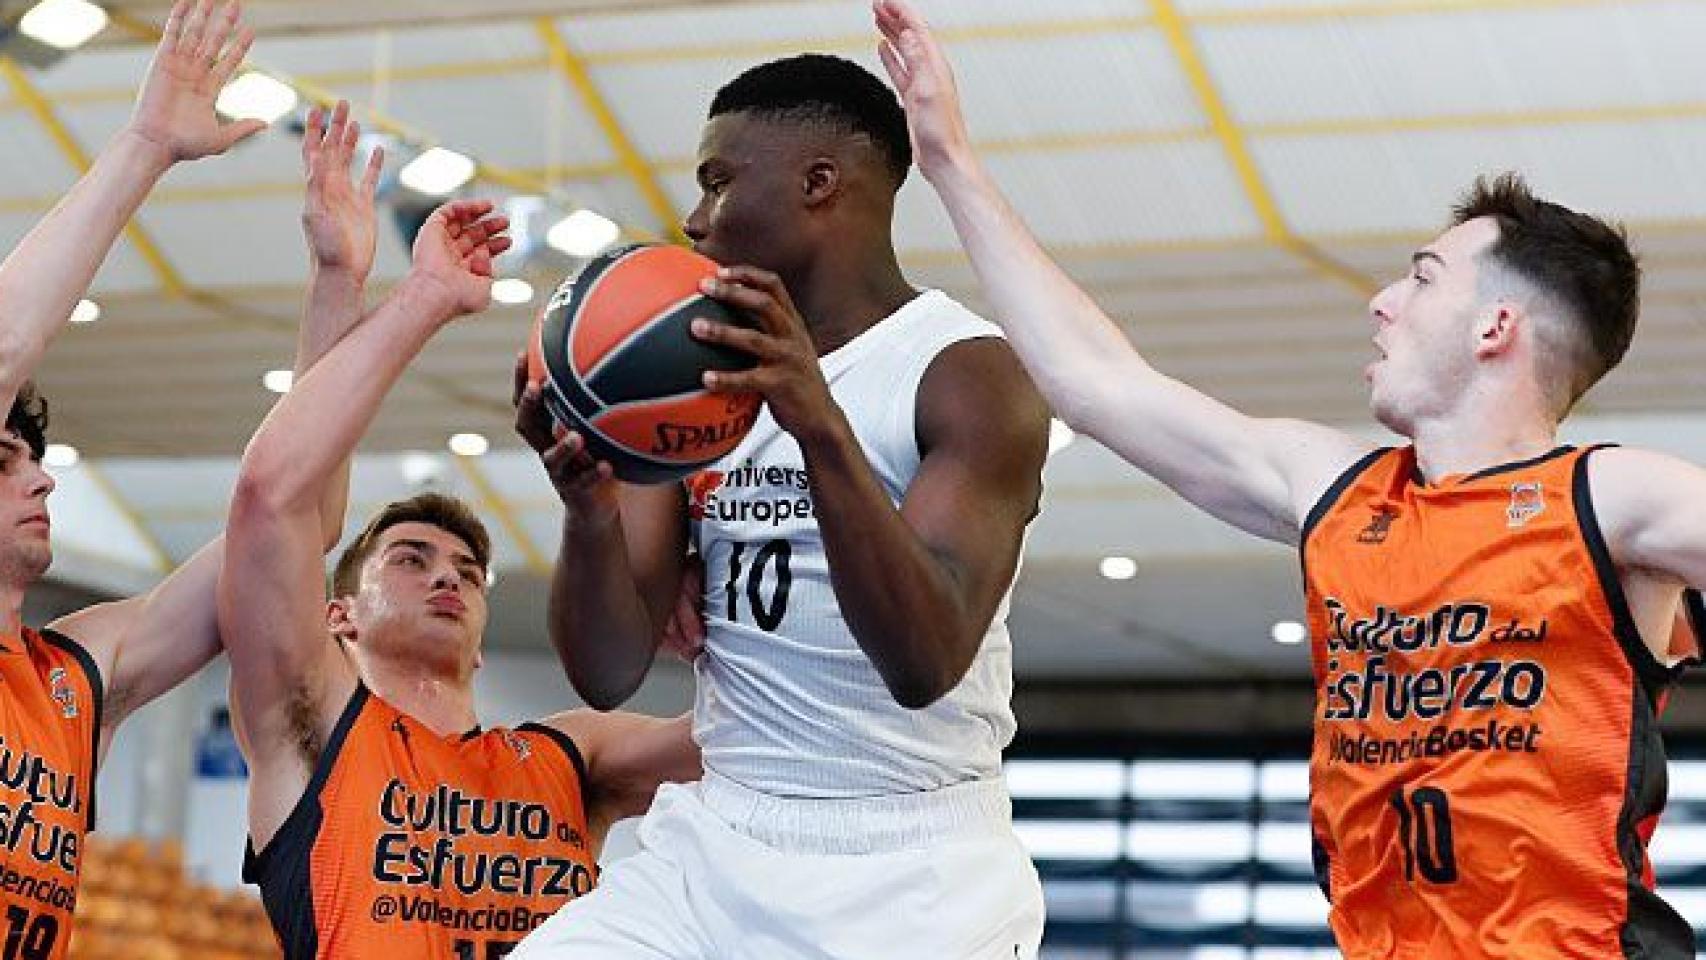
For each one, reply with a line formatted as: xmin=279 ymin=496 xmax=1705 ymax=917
xmin=526 ymin=244 xmax=762 ymax=484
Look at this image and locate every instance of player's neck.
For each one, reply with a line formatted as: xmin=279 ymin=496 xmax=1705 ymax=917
xmin=360 ymin=658 xmax=478 ymax=738
xmin=1410 ymin=399 xmax=1559 ymax=484
xmin=792 ymin=243 xmax=917 ymax=357
xmin=0 ymin=596 xmax=22 ymax=642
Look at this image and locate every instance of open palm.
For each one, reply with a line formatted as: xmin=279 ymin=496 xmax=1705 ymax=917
xmin=301 ymin=101 xmax=382 ymax=278
xmin=129 ymin=0 xmax=266 ymax=162
xmin=410 ymin=201 xmax=512 ymax=318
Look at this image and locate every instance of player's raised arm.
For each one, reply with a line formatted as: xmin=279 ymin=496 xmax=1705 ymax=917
xmin=0 ymin=0 xmax=264 ymax=418
xmin=220 ymin=199 xmax=507 ymax=841
xmin=47 ymin=101 xmax=374 ymax=758
xmin=874 ymin=0 xmax=1369 ymax=544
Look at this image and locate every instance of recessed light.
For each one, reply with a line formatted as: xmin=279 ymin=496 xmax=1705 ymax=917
xmin=19 ymin=0 xmax=108 ymax=51
xmin=1270 ymin=620 xmax=1308 ymax=645
xmin=262 ymin=369 xmax=293 ymax=394
xmin=1099 ymin=556 xmax=1137 ymax=581
xmin=546 ymin=210 xmax=619 ymax=258
xmin=448 ymin=432 xmax=489 ymax=457
xmin=216 ymin=73 xmax=299 ymax=124
xmin=400 ymin=148 xmax=476 ymax=197
xmin=43 ymin=443 xmax=78 ymax=469
xmin=69 ymin=299 xmax=100 ymax=324
xmin=491 ymin=278 xmax=534 ymax=305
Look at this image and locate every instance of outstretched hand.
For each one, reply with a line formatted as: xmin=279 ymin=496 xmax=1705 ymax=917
xmin=301 ymin=100 xmax=382 ymax=279
xmin=873 ymin=0 xmax=972 ymax=177
xmin=128 ymin=0 xmax=266 ymax=163
xmin=512 ymin=352 xmax=621 ymax=519
xmin=409 ymin=201 xmax=511 ymax=318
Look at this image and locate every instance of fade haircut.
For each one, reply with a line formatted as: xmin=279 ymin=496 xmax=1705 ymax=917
xmin=331 ymin=493 xmax=490 ymax=597
xmin=5 ymin=383 xmax=47 ymax=460
xmin=1452 ymin=173 xmax=1641 ymax=410
xmin=710 ymin=53 xmax=912 ymax=188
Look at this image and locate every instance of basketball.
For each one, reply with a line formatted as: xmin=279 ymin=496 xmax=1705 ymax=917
xmin=526 ymin=244 xmax=763 ymax=484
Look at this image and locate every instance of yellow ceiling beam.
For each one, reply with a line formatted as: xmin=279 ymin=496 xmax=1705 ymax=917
xmin=536 ymin=17 xmax=684 ymax=244
xmin=1148 ymin=0 xmax=1375 ymax=296
xmin=0 ymin=59 xmax=189 ymax=298
xmin=79 ymin=459 xmax=173 ymax=575
xmin=451 ymin=454 xmax=550 ymax=576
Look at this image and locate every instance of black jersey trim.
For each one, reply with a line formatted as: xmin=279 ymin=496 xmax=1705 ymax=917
xmin=516 ymin=721 xmax=591 ymax=791
xmin=39 ymin=628 xmax=104 ymax=832
xmin=243 ymin=684 xmax=369 ymax=960
xmin=1679 ymin=590 xmax=1706 ymax=670
xmin=1572 ymin=447 xmax=1682 ymax=699
xmin=1299 ymin=446 xmax=1391 ymax=561
xmin=1615 ymin=682 xmax=1698 ymax=958
xmin=1409 ymin=444 xmax=1576 ymax=486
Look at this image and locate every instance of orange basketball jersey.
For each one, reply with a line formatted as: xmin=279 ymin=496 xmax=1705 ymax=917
xmin=244 ymin=686 xmax=598 ymax=960
xmin=0 ymin=628 xmax=101 ymax=960
xmin=1302 ymin=445 xmax=1695 ymax=959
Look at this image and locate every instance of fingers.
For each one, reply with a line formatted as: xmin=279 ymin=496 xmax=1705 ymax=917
xmin=877 ymin=39 xmax=907 ymax=87
xmin=361 ymin=146 xmax=385 ymax=198
xmin=301 ymin=105 xmax=324 ymax=167
xmin=209 ymin=25 xmax=253 ymax=89
xmin=691 ymin=318 xmax=774 ymax=360
xmin=540 ymin=433 xmax=615 ymax=494
xmin=180 ymin=0 xmax=214 ymax=58
xmin=699 ymin=267 xmax=794 ymax=336
xmin=702 ymin=367 xmax=762 ymax=395
xmin=197 ymin=0 xmax=238 ymax=65
xmin=162 ymin=0 xmax=190 ymax=52
xmin=513 ymin=381 xmax=557 ymax=451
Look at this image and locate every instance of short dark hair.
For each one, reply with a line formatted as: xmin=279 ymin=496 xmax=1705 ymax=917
xmin=710 ymin=53 xmax=912 ymax=187
xmin=331 ymin=493 xmax=490 ymax=597
xmin=1452 ymin=173 xmax=1640 ymax=407
xmin=6 ymin=383 xmax=48 ymax=460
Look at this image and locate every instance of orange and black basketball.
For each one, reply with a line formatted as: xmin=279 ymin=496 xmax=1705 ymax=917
xmin=527 ymin=244 xmax=762 ymax=484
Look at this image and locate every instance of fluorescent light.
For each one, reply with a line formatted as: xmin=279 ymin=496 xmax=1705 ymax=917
xmin=1047 ymin=418 xmax=1074 ymax=456
xmin=400 ymin=148 xmax=476 ymax=197
xmin=1013 ymin=821 xmax=1122 ymax=861
xmin=69 ymin=299 xmax=100 ymax=324
xmin=448 ymin=432 xmax=489 ymax=457
xmin=1271 ymin=620 xmax=1308 ymax=645
xmin=19 ymin=0 xmax=108 ymax=51
xmin=491 ymin=278 xmax=534 ymax=305
xmin=546 ymin=210 xmax=619 ymax=257
xmin=399 ymin=452 xmax=443 ymax=486
xmin=42 ymin=444 xmax=78 ymax=469
xmin=216 ymin=72 xmax=299 ymax=124
xmin=1130 ymin=761 xmax=1256 ymax=800
xmin=1099 ymin=555 xmax=1137 ymax=581
xmin=1004 ymin=760 xmax=1124 ymax=800
xmin=262 ymin=369 xmax=293 ymax=394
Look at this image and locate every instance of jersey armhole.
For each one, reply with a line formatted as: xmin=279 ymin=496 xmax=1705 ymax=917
xmin=1571 ymin=446 xmax=1683 ymax=698
xmin=38 ymin=628 xmax=105 ymax=831
xmin=1298 ymin=447 xmax=1391 ymax=569
xmin=1681 ymin=590 xmax=1706 ymax=669
xmin=245 ymin=684 xmax=370 ymax=876
xmin=516 ymin=721 xmax=592 ymax=792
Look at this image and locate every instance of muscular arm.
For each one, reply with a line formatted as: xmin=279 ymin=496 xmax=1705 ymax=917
xmin=544 ymin=484 xmax=687 ymax=710
xmin=0 ymin=0 xmax=261 ymax=417
xmin=220 ymin=201 xmax=505 ymax=846
xmin=56 ymin=106 xmax=377 ymax=759
xmin=516 ymin=361 xmax=689 ymax=710
xmin=801 ymin=339 xmax=1047 ymax=708
xmin=877 ymin=1 xmax=1368 ymax=544
xmin=545 ymin=709 xmax=697 ymax=843
xmin=1589 ymin=447 xmax=1706 ymax=661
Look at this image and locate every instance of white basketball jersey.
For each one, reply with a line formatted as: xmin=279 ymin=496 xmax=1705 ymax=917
xmin=688 ymin=290 xmax=1021 ymax=798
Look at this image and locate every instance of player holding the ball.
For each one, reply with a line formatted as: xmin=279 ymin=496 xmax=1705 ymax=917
xmin=513 ymin=54 xmax=1050 ymax=959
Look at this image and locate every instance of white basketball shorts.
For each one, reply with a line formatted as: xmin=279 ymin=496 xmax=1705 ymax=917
xmin=511 ymin=769 xmax=1045 ymax=959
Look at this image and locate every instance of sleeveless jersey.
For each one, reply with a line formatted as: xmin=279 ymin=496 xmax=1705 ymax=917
xmin=0 ymin=628 xmax=100 ymax=960
xmin=244 ymin=686 xmax=598 ymax=959
xmin=688 ymin=289 xmax=1020 ymax=798
xmin=1301 ymin=445 xmax=1695 ymax=959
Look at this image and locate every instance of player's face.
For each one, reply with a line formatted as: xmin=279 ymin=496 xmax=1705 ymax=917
xmin=1364 ymin=218 xmax=1499 ymax=435
xmin=344 ymin=522 xmax=488 ymax=677
xmin=685 ymin=113 xmax=812 ymax=274
xmin=0 ymin=430 xmax=53 ymax=588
